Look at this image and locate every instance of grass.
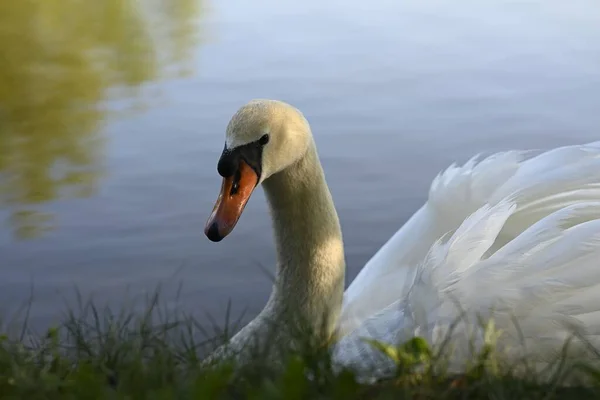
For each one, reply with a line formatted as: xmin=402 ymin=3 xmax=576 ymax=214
xmin=1 ymin=289 xmax=600 ymax=399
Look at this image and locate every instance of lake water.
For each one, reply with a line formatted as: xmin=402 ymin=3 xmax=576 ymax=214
xmin=1 ymin=0 xmax=599 ymax=331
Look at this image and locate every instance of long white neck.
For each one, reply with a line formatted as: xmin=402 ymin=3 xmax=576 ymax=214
xmin=205 ymin=138 xmax=346 ymax=365
xmin=260 ymin=140 xmax=346 ymax=338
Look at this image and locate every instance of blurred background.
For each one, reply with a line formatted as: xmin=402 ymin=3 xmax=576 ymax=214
xmin=0 ymin=0 xmax=599 ymax=331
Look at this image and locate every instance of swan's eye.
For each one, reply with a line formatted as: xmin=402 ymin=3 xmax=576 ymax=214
xmin=259 ymin=134 xmax=269 ymax=146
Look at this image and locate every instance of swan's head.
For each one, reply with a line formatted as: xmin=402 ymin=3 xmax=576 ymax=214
xmin=204 ymin=99 xmax=312 ymax=242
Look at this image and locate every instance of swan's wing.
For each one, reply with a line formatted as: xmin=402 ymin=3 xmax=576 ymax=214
xmin=335 ymin=198 xmax=600 ymax=378
xmin=333 ymin=199 xmax=517 ymax=376
xmin=340 ymin=150 xmax=526 ymax=333
xmin=341 ymin=141 xmax=600 ymax=336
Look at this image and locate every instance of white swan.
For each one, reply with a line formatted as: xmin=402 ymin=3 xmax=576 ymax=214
xmin=204 ymin=99 xmax=600 ymax=377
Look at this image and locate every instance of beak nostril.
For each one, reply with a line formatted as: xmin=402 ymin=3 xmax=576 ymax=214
xmin=230 ymin=169 xmax=242 ymax=196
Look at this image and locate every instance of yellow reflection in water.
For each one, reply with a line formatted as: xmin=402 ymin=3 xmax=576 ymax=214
xmin=0 ymin=0 xmax=203 ymax=239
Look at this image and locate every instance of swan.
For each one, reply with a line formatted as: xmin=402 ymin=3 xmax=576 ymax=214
xmin=203 ymin=99 xmax=600 ymax=377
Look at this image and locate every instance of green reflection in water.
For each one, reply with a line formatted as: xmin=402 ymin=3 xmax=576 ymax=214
xmin=0 ymin=0 xmax=203 ymax=239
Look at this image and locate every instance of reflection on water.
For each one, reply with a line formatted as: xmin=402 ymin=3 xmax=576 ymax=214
xmin=0 ymin=0 xmax=599 ymax=332
xmin=0 ymin=0 xmax=202 ymax=239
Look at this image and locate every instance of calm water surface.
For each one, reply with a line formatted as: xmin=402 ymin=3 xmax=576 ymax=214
xmin=1 ymin=0 xmax=599 ymax=330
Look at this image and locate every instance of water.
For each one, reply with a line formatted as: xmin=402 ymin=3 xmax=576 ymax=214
xmin=1 ymin=0 xmax=599 ymax=330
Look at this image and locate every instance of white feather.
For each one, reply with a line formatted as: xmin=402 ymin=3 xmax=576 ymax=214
xmin=336 ymin=141 xmax=600 ymax=378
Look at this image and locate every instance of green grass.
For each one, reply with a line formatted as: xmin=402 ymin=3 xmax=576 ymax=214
xmin=1 ymin=290 xmax=600 ymax=399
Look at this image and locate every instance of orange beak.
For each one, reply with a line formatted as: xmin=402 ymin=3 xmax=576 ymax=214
xmin=204 ymin=160 xmax=259 ymax=242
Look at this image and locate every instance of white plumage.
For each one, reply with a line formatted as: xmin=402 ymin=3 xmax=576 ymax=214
xmin=337 ymin=141 xmax=600 ymax=376
xmin=205 ymin=100 xmax=600 ymax=380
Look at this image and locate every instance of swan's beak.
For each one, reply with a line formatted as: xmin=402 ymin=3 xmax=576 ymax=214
xmin=204 ymin=160 xmax=259 ymax=242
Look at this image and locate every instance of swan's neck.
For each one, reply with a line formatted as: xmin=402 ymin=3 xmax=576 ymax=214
xmin=260 ymin=141 xmax=346 ymax=339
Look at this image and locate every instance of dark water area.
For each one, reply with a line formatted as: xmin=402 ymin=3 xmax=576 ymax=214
xmin=1 ymin=0 xmax=599 ymax=330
